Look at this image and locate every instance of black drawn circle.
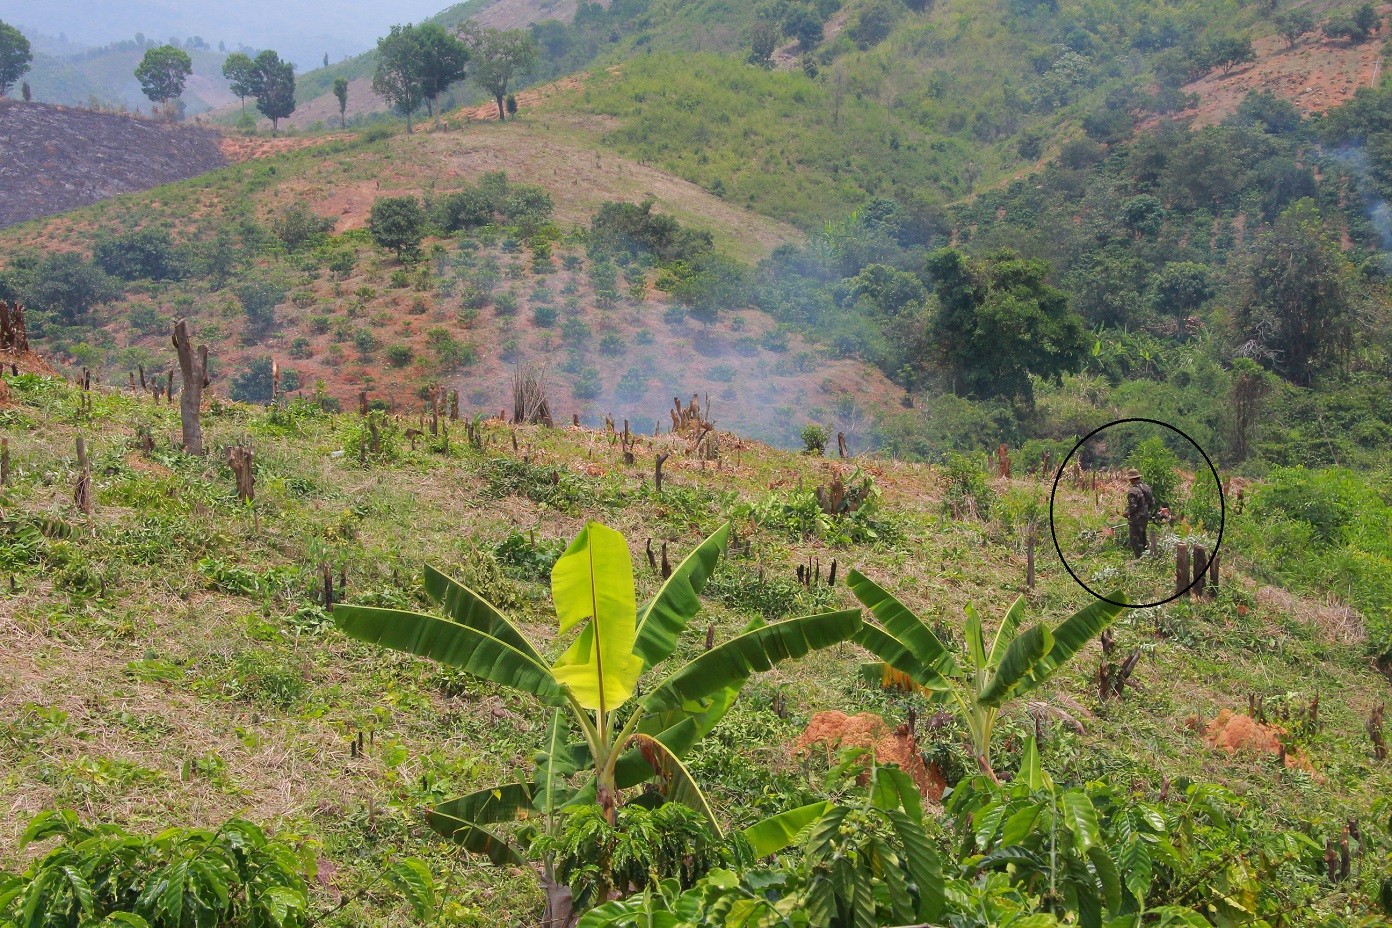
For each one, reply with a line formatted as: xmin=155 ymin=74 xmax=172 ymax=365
xmin=1048 ymin=417 xmax=1225 ymax=609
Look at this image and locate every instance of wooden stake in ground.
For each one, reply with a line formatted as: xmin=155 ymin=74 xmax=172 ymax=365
xmin=1 ymin=437 xmax=8 ymax=487
xmin=74 ymin=436 xmax=93 ymax=515
xmin=1175 ymin=543 xmax=1191 ymax=598
xmin=1208 ymin=552 xmax=1220 ymax=597
xmin=1191 ymin=545 xmax=1209 ymax=599
xmin=1026 ymin=530 xmax=1036 ymax=590
xmin=837 ymin=431 xmax=848 ymax=458
xmin=171 ymin=320 xmax=210 ymax=455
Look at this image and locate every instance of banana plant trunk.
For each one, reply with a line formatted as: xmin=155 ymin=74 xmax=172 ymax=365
xmin=541 ymin=872 xmax=575 ymax=928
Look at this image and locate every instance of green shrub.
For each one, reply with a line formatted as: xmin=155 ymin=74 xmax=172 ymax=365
xmin=386 ymin=343 xmax=414 ymax=367
xmin=801 ymin=423 xmax=828 ymax=454
xmin=1128 ymin=436 xmax=1180 ymax=508
xmin=943 ymin=451 xmax=994 ymax=519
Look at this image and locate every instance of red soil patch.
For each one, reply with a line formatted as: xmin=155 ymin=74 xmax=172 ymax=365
xmin=794 ymin=710 xmax=946 ymax=801
xmin=1166 ymin=26 xmax=1387 ymax=128
xmin=298 ymin=181 xmax=419 ymax=232
xmin=453 ymin=71 xmax=608 ymax=123
xmin=220 ymin=134 xmax=351 ymax=164
xmin=1203 ymin=709 xmax=1316 ymax=773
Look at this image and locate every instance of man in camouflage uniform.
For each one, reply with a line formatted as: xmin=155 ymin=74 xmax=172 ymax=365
xmin=1125 ymin=468 xmax=1155 ymax=559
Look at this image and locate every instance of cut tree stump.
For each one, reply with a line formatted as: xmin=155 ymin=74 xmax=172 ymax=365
xmin=74 ymin=436 xmax=93 ymax=515
xmin=1175 ymin=543 xmax=1191 ymax=598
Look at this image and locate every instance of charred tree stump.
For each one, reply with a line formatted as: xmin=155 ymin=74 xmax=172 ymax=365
xmin=1369 ymin=704 xmax=1387 ymax=761
xmin=1175 ymin=543 xmax=1191 ymax=598
xmin=74 ymin=436 xmax=93 ymax=515
xmin=1026 ymin=531 xmax=1036 ymax=591
xmin=0 ymin=301 xmax=29 ymax=352
xmin=449 ymin=390 xmax=459 ymax=420
xmin=172 ymin=320 xmax=209 ymax=455
xmin=654 ymin=452 xmax=670 ymax=492
xmin=1208 ymin=552 xmax=1220 ymax=597
xmin=358 ymin=391 xmax=369 ymax=415
xmin=661 ymin=542 xmax=671 ymax=579
xmin=1 ymin=437 xmax=8 ymax=486
xmin=228 ymin=444 xmax=255 ymax=503
xmin=837 ymin=431 xmax=848 ymax=458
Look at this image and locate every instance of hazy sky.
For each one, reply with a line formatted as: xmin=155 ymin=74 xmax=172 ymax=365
xmin=0 ymin=0 xmax=451 ymax=65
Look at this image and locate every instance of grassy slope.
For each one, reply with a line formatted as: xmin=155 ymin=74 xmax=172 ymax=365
xmin=0 ymin=368 xmax=1388 ymax=924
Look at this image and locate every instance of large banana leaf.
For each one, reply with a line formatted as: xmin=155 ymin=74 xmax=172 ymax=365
xmin=550 ymin=522 xmax=645 ymax=713
xmin=428 ymin=783 xmax=534 ymax=866
xmin=987 ymin=596 xmax=1027 ymax=668
xmin=846 ymin=570 xmax=959 ymax=679
xmin=333 ymin=605 xmax=567 ymax=706
xmin=633 ymin=524 xmax=729 ymax=670
xmin=855 ymin=624 xmax=954 ymax=693
xmin=964 ymin=604 xmax=988 ymax=672
xmin=642 ymin=609 xmax=863 ymax=713
xmin=423 ymin=565 xmax=543 ymax=662
xmin=630 ymin=734 xmax=723 ymax=836
xmin=1030 ymin=593 xmax=1128 ymax=686
xmin=741 ymin=802 xmax=832 ymax=857
xmin=979 ymin=624 xmax=1052 ymax=707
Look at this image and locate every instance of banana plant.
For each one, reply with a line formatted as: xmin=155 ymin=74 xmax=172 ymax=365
xmin=847 ymin=570 xmax=1127 ymax=781
xmin=333 ymin=521 xmax=862 ymax=871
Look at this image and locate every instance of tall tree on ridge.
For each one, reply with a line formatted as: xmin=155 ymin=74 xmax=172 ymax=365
xmin=458 ymin=23 xmax=537 ymax=121
xmin=135 ymin=45 xmax=192 ymax=118
xmin=374 ymin=24 xmax=424 ymax=134
xmin=333 ymin=76 xmax=349 ymax=128
xmin=222 ymin=52 xmax=256 ymax=113
xmin=415 ymin=23 xmax=469 ymax=128
xmin=0 ymin=19 xmax=32 ymax=98
xmin=252 ymin=49 xmax=296 ymax=134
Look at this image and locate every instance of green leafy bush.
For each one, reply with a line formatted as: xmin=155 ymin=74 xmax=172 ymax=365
xmin=0 ymin=809 xmax=434 ymax=928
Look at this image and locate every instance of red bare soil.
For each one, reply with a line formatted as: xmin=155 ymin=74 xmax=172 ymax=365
xmin=794 ymin=710 xmax=946 ymax=800
xmin=220 ymin=134 xmax=352 ymax=164
xmin=1203 ymin=709 xmax=1316 ymax=773
xmin=1171 ymin=27 xmax=1387 ymax=128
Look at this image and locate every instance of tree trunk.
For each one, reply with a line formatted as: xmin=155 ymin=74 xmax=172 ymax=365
xmin=540 ymin=874 xmax=575 ymax=928
xmin=172 ymin=319 xmax=208 ymax=455
xmin=496 ymin=93 xmax=506 ymax=121
xmin=405 ymin=109 xmax=413 ymax=134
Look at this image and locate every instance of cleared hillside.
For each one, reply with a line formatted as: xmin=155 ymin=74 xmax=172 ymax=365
xmin=0 ymin=102 xmax=228 ymax=229
xmin=0 ymin=119 xmax=869 ymax=445
xmin=0 ymin=364 xmax=1388 ymax=922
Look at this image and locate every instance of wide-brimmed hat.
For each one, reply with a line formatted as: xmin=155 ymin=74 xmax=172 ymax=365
xmin=1125 ymin=468 xmax=1142 ymax=480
